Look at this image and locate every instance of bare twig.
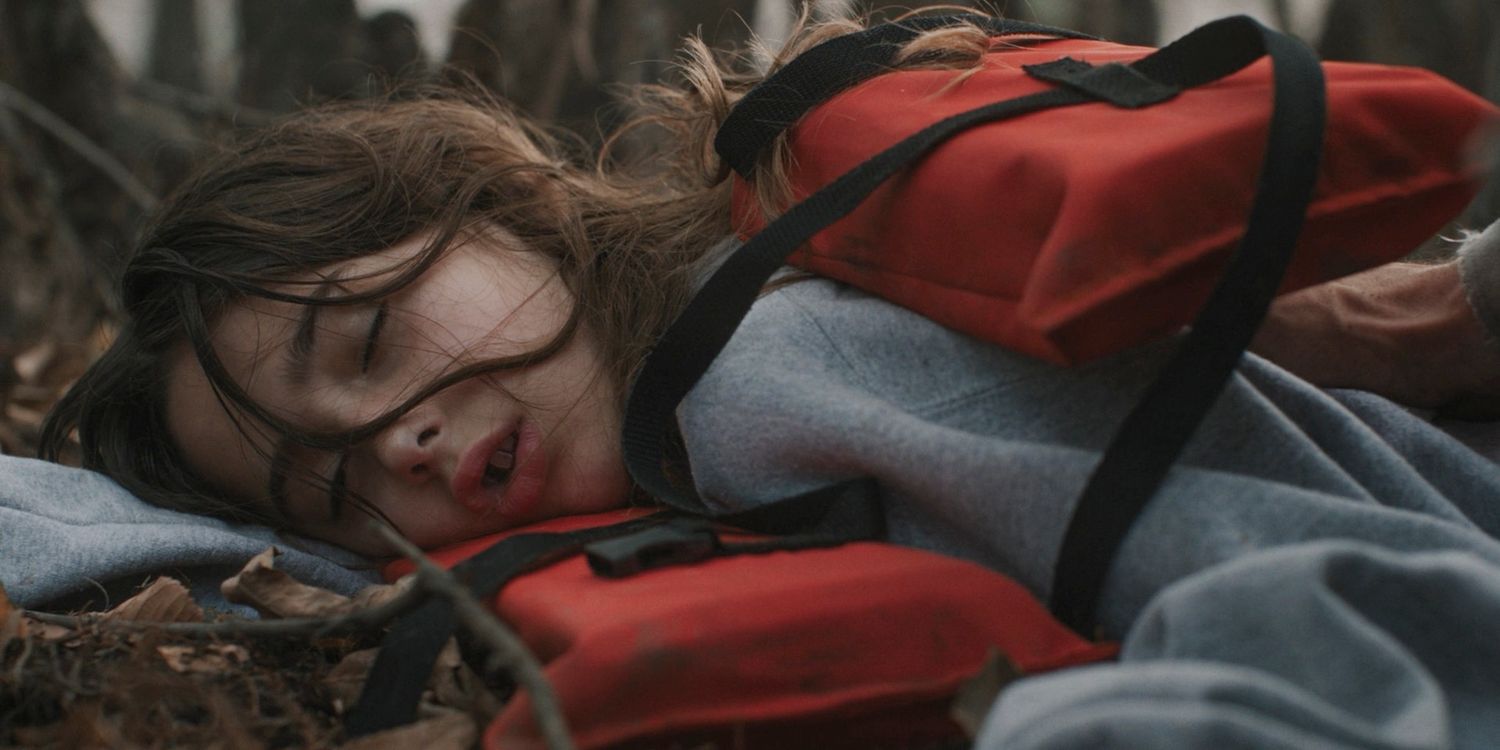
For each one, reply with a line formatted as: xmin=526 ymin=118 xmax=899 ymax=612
xmin=23 ymin=580 xmax=424 ymax=639
xmin=373 ymin=524 xmax=575 ymax=750
xmin=0 ymin=80 xmax=158 ymax=212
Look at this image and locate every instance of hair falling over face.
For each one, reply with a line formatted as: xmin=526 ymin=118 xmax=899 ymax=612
xmin=39 ymin=5 xmax=1017 ymax=538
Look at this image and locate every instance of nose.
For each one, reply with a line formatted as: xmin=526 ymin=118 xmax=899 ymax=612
xmin=372 ymin=404 xmax=443 ymax=485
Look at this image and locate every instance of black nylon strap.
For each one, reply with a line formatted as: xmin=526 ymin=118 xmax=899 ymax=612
xmin=1050 ymin=18 xmax=1326 ymax=636
xmin=587 ymin=480 xmax=884 ymax=577
xmin=345 ymin=480 xmax=881 ymax=737
xmin=716 ymin=14 xmax=1094 ymax=178
xmin=344 ymin=516 xmax=662 ymax=737
xmin=623 ymin=16 xmax=1326 ymax=638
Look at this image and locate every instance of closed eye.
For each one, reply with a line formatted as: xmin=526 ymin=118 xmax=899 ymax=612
xmin=360 ymin=302 xmax=388 ymax=374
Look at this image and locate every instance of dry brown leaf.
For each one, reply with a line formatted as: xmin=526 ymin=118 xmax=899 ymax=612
xmin=0 ymin=611 xmax=25 ymax=651
xmin=105 ymin=576 xmax=204 ymax=624
xmin=324 ymin=647 xmax=381 ymax=710
xmin=156 ymin=644 xmax=197 ymax=672
xmin=338 ymin=708 xmax=477 ymax=750
xmin=28 ymin=619 xmax=77 ymax=642
xmin=430 ymin=640 xmax=504 ymax=719
xmin=12 ymin=340 xmax=56 ymax=384
xmin=222 ymin=546 xmax=354 ymax=618
xmin=950 ymin=648 xmax=1023 ymax=739
xmin=157 ymin=642 xmax=250 ymax=674
xmin=429 ymin=640 xmax=464 ymax=705
xmin=6 ymin=402 xmax=43 ymax=429
xmin=0 ymin=579 xmax=13 ymax=620
xmin=350 ymin=575 xmax=414 ymax=611
xmin=0 ymin=581 xmax=26 ymax=650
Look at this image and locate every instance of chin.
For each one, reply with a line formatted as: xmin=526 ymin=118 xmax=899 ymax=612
xmin=565 ymin=469 xmax=633 ymax=516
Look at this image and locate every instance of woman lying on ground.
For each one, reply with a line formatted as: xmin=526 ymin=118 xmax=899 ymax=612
xmin=33 ymin=10 xmax=1500 ymax=748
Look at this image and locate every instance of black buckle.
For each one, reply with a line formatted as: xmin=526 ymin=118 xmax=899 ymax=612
xmin=585 ymin=522 xmax=721 ymax=577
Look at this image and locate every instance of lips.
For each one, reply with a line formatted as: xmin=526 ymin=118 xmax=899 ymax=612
xmin=452 ymin=420 xmax=548 ymax=519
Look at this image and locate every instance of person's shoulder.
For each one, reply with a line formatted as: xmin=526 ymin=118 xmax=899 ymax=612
xmin=735 ymin=273 xmax=941 ymax=354
xmin=698 ymin=274 xmax=872 ymax=391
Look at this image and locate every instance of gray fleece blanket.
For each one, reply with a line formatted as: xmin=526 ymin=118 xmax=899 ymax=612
xmin=0 ymin=454 xmax=381 ymax=615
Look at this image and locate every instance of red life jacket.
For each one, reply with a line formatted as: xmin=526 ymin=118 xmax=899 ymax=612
xmin=731 ymin=36 xmax=1492 ymax=366
xmin=623 ymin=14 xmax=1499 ymax=636
xmin=383 ymin=509 xmax=1117 ymax=750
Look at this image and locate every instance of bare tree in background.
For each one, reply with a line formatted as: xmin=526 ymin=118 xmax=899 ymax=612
xmin=446 ymin=0 xmax=758 ymax=134
xmin=1318 ymin=0 xmax=1500 ymax=231
xmin=0 ymin=0 xmax=139 ymax=352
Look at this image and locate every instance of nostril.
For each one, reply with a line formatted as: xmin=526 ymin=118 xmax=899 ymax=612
xmin=417 ymin=428 xmax=438 ymax=446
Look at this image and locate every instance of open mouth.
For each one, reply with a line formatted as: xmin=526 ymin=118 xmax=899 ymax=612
xmin=481 ymin=433 xmax=518 ymax=488
xmin=453 ymin=419 xmax=547 ymax=519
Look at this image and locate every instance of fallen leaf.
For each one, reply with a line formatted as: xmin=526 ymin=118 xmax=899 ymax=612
xmin=431 ymin=640 xmax=504 ymax=718
xmin=156 ymin=644 xmax=197 ymax=672
xmin=105 ymin=577 xmax=204 ymax=624
xmin=349 ymin=575 xmax=414 ymax=611
xmin=324 ymin=647 xmax=381 ymax=709
xmin=212 ymin=642 xmax=250 ymax=664
xmin=0 ymin=580 xmax=13 ymax=620
xmin=338 ymin=708 xmax=476 ymax=750
xmin=428 ymin=641 xmax=464 ymax=705
xmin=27 ymin=619 xmax=76 ymax=642
xmin=12 ymin=340 xmax=56 ymax=384
xmin=222 ymin=547 xmax=354 ymax=618
xmin=156 ymin=642 xmax=250 ymax=674
xmin=0 ymin=581 xmax=26 ymax=650
xmin=950 ymin=648 xmax=1023 ymax=739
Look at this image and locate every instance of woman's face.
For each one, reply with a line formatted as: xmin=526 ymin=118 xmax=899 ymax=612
xmin=165 ymin=228 xmax=631 ymax=555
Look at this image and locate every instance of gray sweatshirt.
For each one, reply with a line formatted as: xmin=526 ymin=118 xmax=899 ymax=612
xmin=669 ymin=228 xmax=1500 ymax=748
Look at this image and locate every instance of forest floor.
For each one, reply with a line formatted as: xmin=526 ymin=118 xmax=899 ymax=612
xmin=1 ymin=551 xmax=504 ymax=750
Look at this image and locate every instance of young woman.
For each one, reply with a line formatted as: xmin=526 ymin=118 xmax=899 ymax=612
xmin=37 ymin=11 xmax=1500 ymax=747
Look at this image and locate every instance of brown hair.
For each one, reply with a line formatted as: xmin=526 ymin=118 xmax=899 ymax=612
xmin=40 ymin=8 xmax=1007 ymax=526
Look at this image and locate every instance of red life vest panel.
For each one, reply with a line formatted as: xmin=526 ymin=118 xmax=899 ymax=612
xmin=731 ymin=34 xmax=1494 ymax=366
xmin=384 ymin=510 xmax=1117 ymax=749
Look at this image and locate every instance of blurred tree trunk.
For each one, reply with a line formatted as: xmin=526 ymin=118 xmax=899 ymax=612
xmin=364 ymin=10 xmax=427 ymax=79
xmin=148 ymin=0 xmax=204 ymax=94
xmin=0 ymin=0 xmax=133 ymax=351
xmin=447 ymin=0 xmax=757 ymax=136
xmin=1319 ymin=0 xmax=1500 ymax=232
xmin=1320 ymin=0 xmax=1495 ymax=93
xmin=237 ymin=0 xmax=369 ymax=110
xmin=1006 ymin=0 xmax=1160 ymax=44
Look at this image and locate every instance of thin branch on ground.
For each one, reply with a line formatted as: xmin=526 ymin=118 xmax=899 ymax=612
xmin=23 ymin=580 xmax=424 ymax=639
xmin=0 ymin=80 xmax=158 ymax=212
xmin=373 ymin=523 xmax=576 ymax=750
